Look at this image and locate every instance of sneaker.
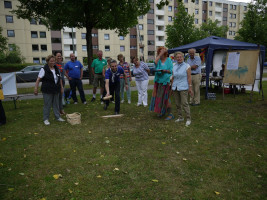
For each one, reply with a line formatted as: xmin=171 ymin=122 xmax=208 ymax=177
xmin=121 ymin=100 xmax=124 ymax=103
xmin=137 ymin=103 xmax=142 ymax=107
xmin=115 ymin=111 xmax=120 ymax=115
xmin=185 ymin=120 xmax=191 ymax=127
xmin=128 ymin=100 xmax=131 ymax=104
xmin=57 ymin=117 xmax=65 ymax=122
xmin=83 ymin=101 xmax=87 ymax=105
xmin=101 ymin=101 xmax=104 ymax=105
xmin=175 ymin=118 xmax=184 ymax=122
xmin=143 ymin=105 xmax=148 ymax=107
xmin=111 ymin=101 xmax=115 ymax=104
xmin=44 ymin=120 xmax=50 ymax=125
xmin=104 ymin=103 xmax=108 ymax=110
xmin=74 ymin=102 xmax=78 ymax=105
xmin=91 ymin=97 xmax=96 ymax=102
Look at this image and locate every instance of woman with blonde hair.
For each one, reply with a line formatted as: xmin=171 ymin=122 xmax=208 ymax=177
xmin=149 ymin=47 xmax=174 ymax=120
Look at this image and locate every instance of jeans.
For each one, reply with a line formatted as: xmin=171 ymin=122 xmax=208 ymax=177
xmin=120 ymin=77 xmax=131 ymax=101
xmin=69 ymin=78 xmax=86 ymax=103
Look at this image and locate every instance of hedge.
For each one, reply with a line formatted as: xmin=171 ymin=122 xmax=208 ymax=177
xmin=0 ymin=63 xmax=36 ymax=73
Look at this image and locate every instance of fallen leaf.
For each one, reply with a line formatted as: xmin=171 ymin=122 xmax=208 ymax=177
xmin=214 ymin=191 xmax=220 ymax=195
xmin=8 ymin=168 xmax=11 ymax=171
xmin=34 ymin=132 xmax=39 ymax=135
xmin=73 ymin=150 xmax=76 ymax=153
xmin=23 ymin=154 xmax=27 ymax=158
xmin=176 ymin=152 xmax=180 ymax=154
xmin=162 ymin=142 xmax=166 ymax=145
xmin=74 ymin=182 xmax=79 ymax=185
xmin=88 ymin=131 xmax=92 ymax=134
xmin=68 ymin=189 xmax=73 ymax=193
xmin=19 ymin=173 xmax=25 ymax=176
xmin=53 ymin=174 xmax=63 ymax=179
xmin=2 ymin=137 xmax=6 ymax=141
xmin=195 ymin=140 xmax=198 ymax=143
xmin=39 ymin=198 xmax=47 ymax=200
xmin=149 ymin=129 xmax=153 ymax=132
xmin=258 ymin=175 xmax=262 ymax=178
xmin=97 ymin=175 xmax=102 ymax=178
xmin=114 ymin=168 xmax=119 ymax=171
xmin=182 ymin=158 xmax=187 ymax=161
xmin=100 ymin=155 xmax=104 ymax=158
xmin=152 ymin=179 xmax=159 ymax=182
xmin=257 ymin=154 xmax=262 ymax=157
xmin=8 ymin=188 xmax=14 ymax=191
xmin=105 ymin=140 xmax=110 ymax=144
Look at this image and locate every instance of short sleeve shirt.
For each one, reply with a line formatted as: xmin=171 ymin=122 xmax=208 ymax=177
xmin=91 ymin=58 xmax=107 ymax=74
xmin=105 ymin=66 xmax=124 ymax=83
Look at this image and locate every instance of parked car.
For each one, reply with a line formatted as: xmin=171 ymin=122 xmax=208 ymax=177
xmin=83 ymin=65 xmax=90 ymax=79
xmin=146 ymin=63 xmax=155 ymax=75
xmin=16 ymin=65 xmax=43 ymax=83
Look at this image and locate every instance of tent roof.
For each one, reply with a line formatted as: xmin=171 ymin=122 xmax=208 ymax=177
xmin=168 ymin=36 xmax=265 ymax=54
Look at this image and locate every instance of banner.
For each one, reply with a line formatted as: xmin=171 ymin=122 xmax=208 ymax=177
xmin=0 ymin=73 xmax=17 ymax=96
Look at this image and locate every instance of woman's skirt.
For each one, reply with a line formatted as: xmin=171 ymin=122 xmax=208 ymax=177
xmin=149 ymin=82 xmax=171 ymax=115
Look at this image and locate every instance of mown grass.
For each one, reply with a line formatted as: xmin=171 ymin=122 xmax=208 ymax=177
xmin=0 ymin=82 xmax=266 ymax=200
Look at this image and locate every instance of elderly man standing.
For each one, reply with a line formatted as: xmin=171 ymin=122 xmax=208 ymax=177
xmin=91 ymin=50 xmax=107 ymax=103
xmin=64 ymin=53 xmax=87 ymax=104
xmin=186 ymin=48 xmax=201 ymax=106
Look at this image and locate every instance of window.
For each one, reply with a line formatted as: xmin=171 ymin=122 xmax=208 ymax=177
xmin=185 ymin=8 xmax=188 ymax=13
xmin=92 ymin=33 xmax=98 ymax=37
xmin=223 ymin=17 xmax=227 ymax=21
xmin=41 ymin=45 xmax=47 ymax=51
xmin=168 ymin=6 xmax=172 ymax=11
xmin=32 ymin=45 xmax=39 ymax=51
xmin=148 ymin=40 xmax=155 ymax=45
xmin=230 ymin=4 xmax=233 ymax=9
xmin=184 ymin=0 xmax=188 ymax=3
xmin=104 ymin=34 xmax=110 ymax=40
xmin=6 ymin=15 xmax=13 ymax=23
xmin=202 ymin=19 xmax=207 ymax=23
xmin=233 ymin=14 xmax=236 ymax=19
xmin=233 ymin=31 xmax=235 ymax=36
xmin=69 ymin=32 xmax=75 ymax=38
xmin=92 ymin=45 xmax=98 ymax=49
xmin=209 ymin=1 xmax=212 ymax=6
xmin=82 ymin=45 xmax=87 ymax=51
xmin=140 ymin=35 xmax=144 ymax=41
xmin=70 ymin=45 xmax=76 ymax=51
xmin=130 ymin=46 xmax=137 ymax=49
xmin=40 ymin=32 xmax=46 ymax=38
xmin=195 ymin=18 xmax=199 ymax=24
xmin=233 ymin=5 xmax=236 ymax=10
xmin=148 ymin=9 xmax=154 ymax=14
xmin=139 ymin=15 xmax=143 ymax=19
xmin=39 ymin=19 xmax=44 ymax=25
xmin=8 ymin=44 xmax=14 ymax=51
xmin=138 ymin=24 xmax=143 ymax=30
xmin=30 ymin=18 xmax=37 ymax=25
xmin=229 ymin=31 xmax=232 ymax=35
xmin=31 ymin=31 xmax=38 ymax=38
xmin=209 ymin=11 xmax=212 ymax=16
xmin=4 ymin=1 xmax=12 ymax=8
xmin=105 ymin=45 xmax=110 ymax=51
xmin=174 ymin=7 xmax=177 ymax=11
xmin=119 ymin=36 xmax=124 ymax=40
xmin=229 ymin=22 xmax=232 ymax=27
xmin=148 ymin=51 xmax=155 ymax=56
xmin=244 ymin=6 xmax=247 ymax=11
xmin=195 ymin=9 xmax=199 ymax=14
xmin=149 ymin=0 xmax=154 ymax=3
xmin=81 ymin=33 xmax=86 ymax=39
xmin=42 ymin=58 xmax=46 ymax=64
xmin=120 ymin=46 xmax=125 ymax=52
xmin=233 ymin=22 xmax=236 ymax=27
xmin=203 ymin=10 xmax=207 ymax=14
xmin=51 ymin=38 xmax=61 ymax=43
xmin=33 ymin=58 xmax=40 ymax=64
xmin=168 ymin=16 xmax=172 ymax=22
xmin=223 ymin=8 xmax=228 ymax=12
xmin=148 ymin=30 xmax=154 ymax=35
xmin=7 ymin=30 xmax=15 ymax=37
xmin=195 ymin=0 xmax=199 ymax=4
xmin=130 ymin=35 xmax=137 ymax=38
xmin=147 ymin=19 xmax=154 ymax=24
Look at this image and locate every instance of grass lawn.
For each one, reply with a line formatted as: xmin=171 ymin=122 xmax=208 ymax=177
xmin=0 ymin=83 xmax=266 ymax=199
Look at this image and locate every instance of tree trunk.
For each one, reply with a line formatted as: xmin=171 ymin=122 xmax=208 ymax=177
xmin=86 ymin=26 xmax=93 ymax=85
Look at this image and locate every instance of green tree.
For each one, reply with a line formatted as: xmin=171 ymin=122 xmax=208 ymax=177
xmin=165 ymin=2 xmax=197 ymax=49
xmin=235 ymin=0 xmax=267 ymax=48
xmin=0 ymin=26 xmax=8 ymax=59
xmin=13 ymin=0 xmax=150 ymax=83
xmin=199 ymin=19 xmax=228 ymax=38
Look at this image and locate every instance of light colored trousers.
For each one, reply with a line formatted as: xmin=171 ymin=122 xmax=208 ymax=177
xmin=43 ymin=93 xmax=60 ymax=121
xmin=173 ymin=90 xmax=191 ymax=120
xmin=120 ymin=77 xmax=131 ymax=101
xmin=135 ymin=79 xmax=149 ymax=106
xmin=190 ymin=74 xmax=202 ymax=104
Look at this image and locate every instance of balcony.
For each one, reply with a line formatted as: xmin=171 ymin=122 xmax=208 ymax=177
xmin=215 ymin=16 xmax=222 ymax=22
xmin=63 ymin=27 xmax=76 ymax=32
xmin=63 ymin=50 xmax=77 ymax=56
xmin=215 ymin=7 xmax=222 ymax=12
xmin=155 ymin=20 xmax=165 ymax=26
xmin=155 ymin=41 xmax=165 ymax=47
xmin=155 ymin=9 xmax=165 ymax=15
xmin=63 ymin=38 xmax=77 ymax=44
xmin=156 ymin=30 xmax=165 ymax=36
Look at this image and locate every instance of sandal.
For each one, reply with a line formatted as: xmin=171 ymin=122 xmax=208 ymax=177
xmin=165 ymin=114 xmax=174 ymax=120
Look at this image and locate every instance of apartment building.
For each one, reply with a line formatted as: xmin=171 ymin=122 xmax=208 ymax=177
xmin=0 ymin=0 xmax=247 ymax=64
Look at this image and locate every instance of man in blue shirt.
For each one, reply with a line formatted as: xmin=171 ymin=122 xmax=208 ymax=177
xmin=186 ymin=48 xmax=202 ymax=106
xmin=104 ymin=60 xmax=128 ymax=115
xmin=64 ymin=53 xmax=86 ymax=104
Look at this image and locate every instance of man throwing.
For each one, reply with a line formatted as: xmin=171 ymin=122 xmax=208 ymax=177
xmin=64 ymin=53 xmax=86 ymax=104
xmin=186 ymin=48 xmax=201 ymax=106
xmin=104 ymin=60 xmax=128 ymax=115
xmin=91 ymin=50 xmax=107 ymax=103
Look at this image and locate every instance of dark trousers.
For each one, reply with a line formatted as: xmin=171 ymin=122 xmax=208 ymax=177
xmin=69 ymin=78 xmax=86 ymax=103
xmin=104 ymin=82 xmax=120 ymax=113
xmin=0 ymin=100 xmax=6 ymax=125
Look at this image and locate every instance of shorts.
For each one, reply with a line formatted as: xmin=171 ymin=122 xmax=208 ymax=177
xmin=93 ymin=74 xmax=105 ymax=88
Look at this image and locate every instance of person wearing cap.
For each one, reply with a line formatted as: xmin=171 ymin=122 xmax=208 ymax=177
xmin=104 ymin=60 xmax=128 ymax=114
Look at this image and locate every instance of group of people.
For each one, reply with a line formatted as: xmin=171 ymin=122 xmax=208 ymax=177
xmin=34 ymin=47 xmax=202 ymax=127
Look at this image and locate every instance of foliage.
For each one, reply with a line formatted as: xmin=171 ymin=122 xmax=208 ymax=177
xmin=0 ymin=44 xmax=25 ymax=64
xmin=13 ymin=0 xmax=151 ymax=83
xmin=235 ymin=0 xmax=267 ymax=48
xmin=199 ymin=19 xmax=229 ymax=38
xmin=165 ymin=2 xmax=197 ymax=48
xmin=0 ymin=26 xmax=8 ymax=52
xmin=0 ymin=63 xmax=35 ymax=73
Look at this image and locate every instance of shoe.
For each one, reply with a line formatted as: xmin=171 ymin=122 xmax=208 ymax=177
xmin=143 ymin=104 xmax=148 ymax=107
xmin=115 ymin=112 xmax=119 ymax=115
xmin=137 ymin=103 xmax=142 ymax=107
xmin=101 ymin=101 xmax=104 ymax=105
xmin=83 ymin=101 xmax=87 ymax=105
xmin=128 ymin=100 xmax=131 ymax=104
xmin=175 ymin=118 xmax=184 ymax=122
xmin=60 ymin=110 xmax=65 ymax=115
xmin=74 ymin=102 xmax=78 ymax=105
xmin=185 ymin=120 xmax=191 ymax=127
xmin=44 ymin=120 xmax=50 ymax=125
xmin=57 ymin=117 xmax=65 ymax=122
xmin=121 ymin=100 xmax=124 ymax=103
xmin=191 ymin=103 xmax=200 ymax=106
xmin=91 ymin=97 xmax=96 ymax=102
xmin=165 ymin=114 xmax=174 ymax=120
xmin=104 ymin=103 xmax=108 ymax=110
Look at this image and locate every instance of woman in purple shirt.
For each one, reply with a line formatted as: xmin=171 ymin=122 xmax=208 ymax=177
xmin=132 ymin=57 xmax=150 ymax=107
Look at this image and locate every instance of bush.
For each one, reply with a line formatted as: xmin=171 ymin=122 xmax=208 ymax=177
xmin=0 ymin=63 xmax=35 ymax=73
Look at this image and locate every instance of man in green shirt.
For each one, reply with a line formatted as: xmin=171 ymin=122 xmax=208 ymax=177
xmin=91 ymin=50 xmax=107 ymax=103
